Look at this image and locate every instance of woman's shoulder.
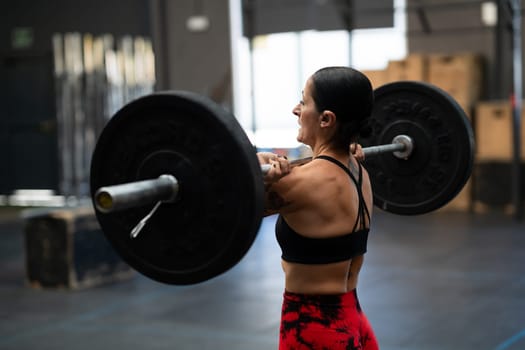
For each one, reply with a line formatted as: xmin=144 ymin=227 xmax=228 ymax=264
xmin=291 ymin=158 xmax=336 ymax=184
xmin=268 ymin=160 xmax=322 ymax=209
xmin=285 ymin=160 xmax=340 ymax=200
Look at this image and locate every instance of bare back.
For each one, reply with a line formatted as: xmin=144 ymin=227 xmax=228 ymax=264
xmin=268 ymin=155 xmax=373 ymax=294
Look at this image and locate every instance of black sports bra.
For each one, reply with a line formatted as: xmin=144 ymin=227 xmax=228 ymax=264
xmin=275 ymin=155 xmax=370 ymax=264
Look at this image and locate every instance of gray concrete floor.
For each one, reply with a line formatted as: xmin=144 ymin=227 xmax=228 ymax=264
xmin=1 ymin=207 xmax=525 ymax=350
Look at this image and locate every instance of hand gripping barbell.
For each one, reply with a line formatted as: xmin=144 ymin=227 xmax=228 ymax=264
xmin=90 ymin=81 xmax=474 ymax=285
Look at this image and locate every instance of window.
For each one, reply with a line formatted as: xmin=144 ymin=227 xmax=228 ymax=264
xmin=230 ymin=0 xmax=406 ymax=148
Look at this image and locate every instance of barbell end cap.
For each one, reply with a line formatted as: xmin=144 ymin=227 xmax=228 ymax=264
xmin=158 ymin=174 xmax=179 ymax=202
xmin=392 ymin=134 xmax=414 ymax=159
xmin=95 ymin=189 xmax=114 ymax=213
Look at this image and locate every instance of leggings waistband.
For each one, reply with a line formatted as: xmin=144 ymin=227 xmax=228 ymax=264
xmin=283 ymin=289 xmax=359 ymax=308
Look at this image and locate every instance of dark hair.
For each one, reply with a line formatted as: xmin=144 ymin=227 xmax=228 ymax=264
xmin=310 ymin=66 xmax=374 ymax=151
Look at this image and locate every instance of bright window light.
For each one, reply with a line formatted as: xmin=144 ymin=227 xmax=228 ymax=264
xmin=231 ymin=0 xmax=406 ymax=149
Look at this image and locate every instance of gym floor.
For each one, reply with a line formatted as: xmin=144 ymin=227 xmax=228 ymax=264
xmin=1 ymin=207 xmax=524 ymax=350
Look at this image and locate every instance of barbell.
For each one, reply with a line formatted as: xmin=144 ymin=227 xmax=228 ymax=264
xmin=90 ymin=81 xmax=475 ymax=285
xmin=94 ymin=134 xmax=414 ymax=214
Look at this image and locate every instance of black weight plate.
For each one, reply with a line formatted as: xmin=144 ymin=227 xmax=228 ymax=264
xmin=90 ymin=91 xmax=265 ymax=284
xmin=361 ymin=81 xmax=475 ymax=215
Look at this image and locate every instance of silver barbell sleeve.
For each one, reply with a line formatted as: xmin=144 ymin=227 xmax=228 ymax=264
xmin=94 ymin=174 xmax=179 ymax=213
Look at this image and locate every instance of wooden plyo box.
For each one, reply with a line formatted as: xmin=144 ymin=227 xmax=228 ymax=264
xmin=24 ymin=206 xmax=134 ymax=289
xmin=386 ymin=53 xmax=428 ymax=82
xmin=427 ymin=53 xmax=484 ymax=105
xmin=475 ymin=100 xmax=525 ymax=161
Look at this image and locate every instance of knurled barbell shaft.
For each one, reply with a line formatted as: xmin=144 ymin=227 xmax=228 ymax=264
xmin=93 ymin=135 xmax=413 ymax=213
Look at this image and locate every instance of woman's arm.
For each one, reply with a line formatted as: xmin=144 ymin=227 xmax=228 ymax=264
xmin=257 ymin=152 xmax=291 ymax=216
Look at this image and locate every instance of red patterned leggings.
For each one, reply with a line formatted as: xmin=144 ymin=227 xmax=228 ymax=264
xmin=279 ymin=289 xmax=379 ymax=350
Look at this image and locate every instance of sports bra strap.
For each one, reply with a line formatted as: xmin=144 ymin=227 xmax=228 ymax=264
xmin=315 ymin=155 xmax=357 ymax=182
xmin=315 ymin=155 xmax=370 ymax=231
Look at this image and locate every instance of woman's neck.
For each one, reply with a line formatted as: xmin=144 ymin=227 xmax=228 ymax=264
xmin=312 ymin=144 xmax=348 ymax=162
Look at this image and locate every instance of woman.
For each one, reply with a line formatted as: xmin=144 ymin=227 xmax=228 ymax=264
xmin=258 ymin=66 xmax=379 ymax=350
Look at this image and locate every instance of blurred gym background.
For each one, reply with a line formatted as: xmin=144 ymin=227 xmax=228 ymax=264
xmin=1 ymin=0 xmax=523 ymax=214
xmin=1 ymin=1 xmax=525 ymax=350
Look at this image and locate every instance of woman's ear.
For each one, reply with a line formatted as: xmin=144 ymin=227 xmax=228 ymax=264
xmin=320 ymin=110 xmax=336 ymax=127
